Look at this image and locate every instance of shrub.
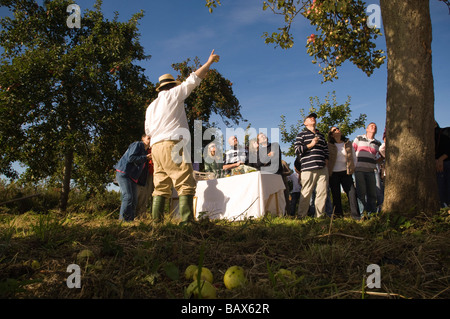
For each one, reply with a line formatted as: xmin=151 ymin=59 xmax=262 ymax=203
xmin=0 ymin=179 xmax=120 ymax=216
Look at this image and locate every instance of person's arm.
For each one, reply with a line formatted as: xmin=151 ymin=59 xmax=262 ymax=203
xmin=436 ymin=154 xmax=448 ymax=172
xmin=379 ymin=143 xmax=386 ymax=158
xmin=436 ymin=134 xmax=450 ymax=172
xmin=294 ymin=133 xmax=307 ymax=156
xmin=195 ymin=50 xmax=220 ymax=79
xmin=223 ymin=162 xmax=241 ymax=170
xmin=307 ymin=135 xmax=319 ymax=149
xmin=128 ymin=142 xmax=148 ymax=165
xmin=167 ymin=50 xmax=220 ymax=102
xmin=323 ymin=135 xmax=329 ymax=165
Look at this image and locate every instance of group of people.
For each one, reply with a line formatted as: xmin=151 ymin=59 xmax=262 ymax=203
xmin=204 ymin=132 xmax=291 ymax=214
xmin=204 ymin=132 xmax=284 ymax=178
xmin=112 ymin=48 xmax=450 ymax=223
xmin=289 ymin=114 xmax=450 ymax=219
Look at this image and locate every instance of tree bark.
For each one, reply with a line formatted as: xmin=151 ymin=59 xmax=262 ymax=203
xmin=59 ymin=148 xmax=74 ymax=213
xmin=380 ymin=0 xmax=439 ymax=216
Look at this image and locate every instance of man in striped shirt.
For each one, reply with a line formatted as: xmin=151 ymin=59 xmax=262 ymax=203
xmin=223 ymin=135 xmax=248 ymax=174
xmin=294 ymin=113 xmax=329 ymax=218
xmin=353 ymin=122 xmax=382 ymax=214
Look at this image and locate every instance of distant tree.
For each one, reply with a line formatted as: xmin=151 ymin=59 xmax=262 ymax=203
xmin=279 ymin=91 xmax=366 ymax=156
xmin=206 ymin=0 xmax=449 ymax=216
xmin=0 ymin=0 xmax=155 ymax=211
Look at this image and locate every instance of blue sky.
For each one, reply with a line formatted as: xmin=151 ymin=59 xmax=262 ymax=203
xmin=2 ymin=0 xmax=450 ymax=170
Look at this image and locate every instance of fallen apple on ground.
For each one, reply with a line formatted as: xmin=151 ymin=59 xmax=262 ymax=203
xmin=31 ymin=260 xmax=40 ymax=270
xmin=193 ymin=267 xmax=214 ymax=283
xmin=186 ymin=280 xmax=217 ymax=299
xmin=275 ymin=268 xmax=297 ymax=281
xmin=223 ymin=266 xmax=246 ymax=289
xmin=184 ymin=264 xmax=198 ymax=280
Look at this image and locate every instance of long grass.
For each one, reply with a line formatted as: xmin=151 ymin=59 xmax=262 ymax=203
xmin=0 ymin=205 xmax=449 ymax=299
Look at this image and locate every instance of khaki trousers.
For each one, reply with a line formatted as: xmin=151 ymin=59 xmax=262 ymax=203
xmin=298 ymin=167 xmax=329 ymax=218
xmin=151 ymin=140 xmax=196 ymax=198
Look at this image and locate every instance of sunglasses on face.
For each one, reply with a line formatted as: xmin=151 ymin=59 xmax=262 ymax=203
xmin=331 ymin=128 xmax=340 ymax=133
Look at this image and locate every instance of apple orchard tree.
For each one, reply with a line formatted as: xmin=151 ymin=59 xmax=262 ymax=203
xmin=0 ymin=0 xmax=244 ymax=211
xmin=0 ymin=0 xmax=154 ymax=211
xmin=206 ymin=0 xmax=450 ymax=216
xmin=279 ymin=91 xmax=367 ymax=157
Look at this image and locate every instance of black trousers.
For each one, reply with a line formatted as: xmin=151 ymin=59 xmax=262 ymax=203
xmin=329 ymin=171 xmax=360 ymax=218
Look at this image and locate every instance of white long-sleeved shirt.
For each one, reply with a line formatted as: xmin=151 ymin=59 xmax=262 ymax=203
xmin=145 ymin=72 xmax=202 ymax=147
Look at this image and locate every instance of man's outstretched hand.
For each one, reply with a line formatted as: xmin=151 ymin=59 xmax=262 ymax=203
xmin=196 ymin=49 xmax=220 ymax=79
xmin=209 ymin=49 xmax=220 ymax=64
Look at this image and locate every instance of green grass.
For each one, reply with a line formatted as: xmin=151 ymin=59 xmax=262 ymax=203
xmin=0 ymin=207 xmax=449 ymax=299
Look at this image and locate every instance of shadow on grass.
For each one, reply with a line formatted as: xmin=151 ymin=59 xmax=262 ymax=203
xmin=0 ymin=210 xmax=449 ymax=299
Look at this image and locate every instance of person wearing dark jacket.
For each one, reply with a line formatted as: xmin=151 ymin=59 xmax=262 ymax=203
xmin=435 ymin=122 xmax=450 ymax=208
xmin=257 ymin=133 xmax=282 ymax=175
xmin=114 ymin=135 xmax=151 ymax=221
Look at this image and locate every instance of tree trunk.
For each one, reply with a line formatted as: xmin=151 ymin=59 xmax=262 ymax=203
xmin=380 ymin=0 xmax=439 ymax=216
xmin=59 ymin=148 xmax=74 ymax=213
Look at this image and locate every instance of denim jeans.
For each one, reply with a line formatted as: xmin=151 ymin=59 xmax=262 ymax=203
xmin=437 ymin=160 xmax=450 ymax=208
xmin=116 ymin=171 xmax=138 ymax=221
xmin=374 ymin=168 xmax=384 ymax=211
xmin=355 ymin=170 xmax=377 ymax=214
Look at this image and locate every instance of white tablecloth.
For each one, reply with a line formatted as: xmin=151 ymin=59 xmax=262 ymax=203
xmin=194 ymin=171 xmax=286 ymax=221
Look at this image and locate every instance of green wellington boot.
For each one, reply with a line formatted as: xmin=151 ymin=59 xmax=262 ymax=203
xmin=151 ymin=196 xmax=166 ymax=222
xmin=178 ymin=195 xmax=195 ymax=225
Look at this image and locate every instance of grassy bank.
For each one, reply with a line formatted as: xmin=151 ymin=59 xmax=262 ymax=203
xmin=1 ymin=207 xmax=449 ymax=299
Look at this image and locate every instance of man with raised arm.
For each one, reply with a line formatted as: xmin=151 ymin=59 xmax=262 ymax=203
xmin=145 ymin=50 xmax=220 ymax=225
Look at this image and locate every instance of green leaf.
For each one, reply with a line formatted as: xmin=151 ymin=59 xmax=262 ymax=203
xmin=164 ymin=262 xmax=180 ymax=281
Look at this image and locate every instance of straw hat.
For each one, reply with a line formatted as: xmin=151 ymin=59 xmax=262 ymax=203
xmin=156 ymin=74 xmax=181 ymax=92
